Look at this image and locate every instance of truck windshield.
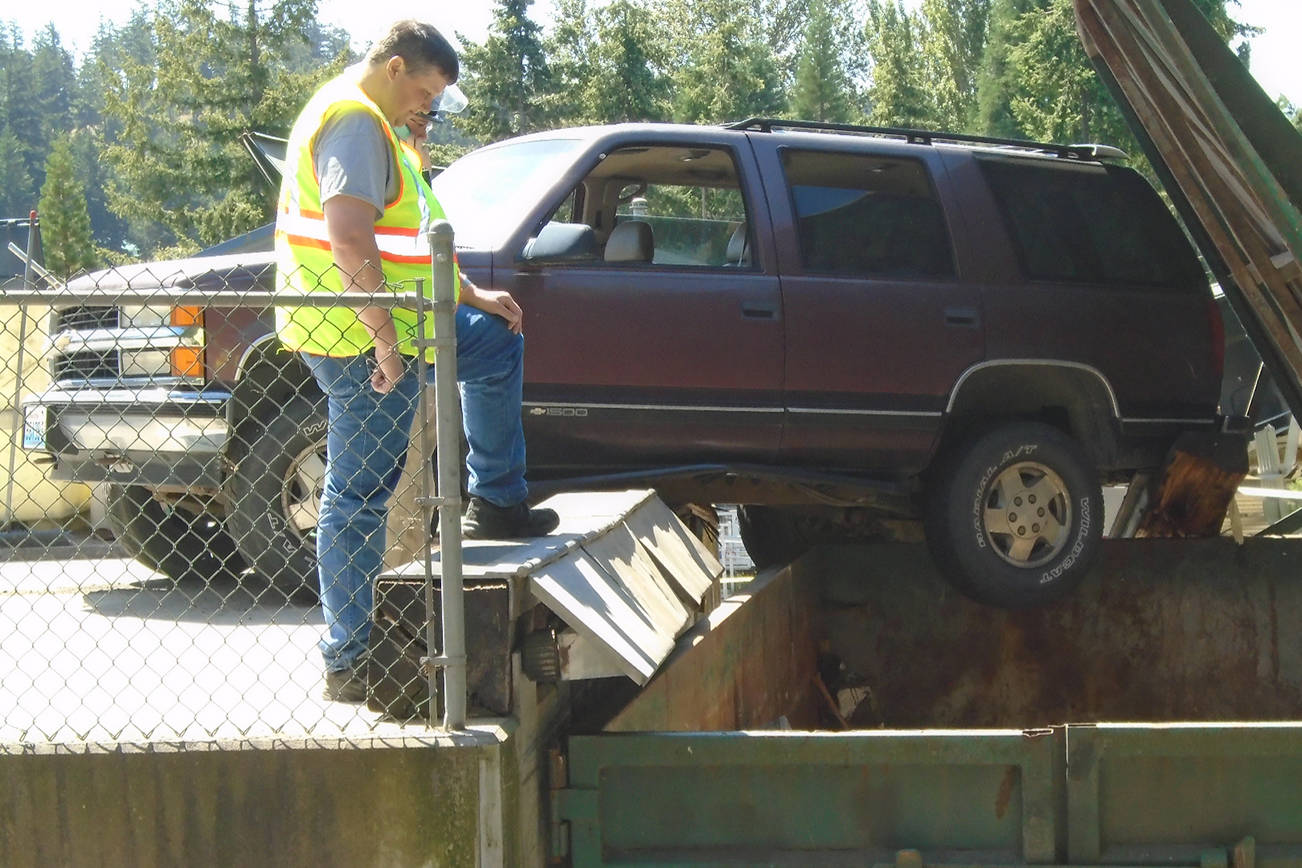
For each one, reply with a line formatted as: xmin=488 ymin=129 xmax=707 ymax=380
xmin=431 ymin=138 xmax=585 ymax=249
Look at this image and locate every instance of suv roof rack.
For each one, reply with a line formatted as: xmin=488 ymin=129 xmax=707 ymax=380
xmin=725 ymin=117 xmax=1128 ymax=162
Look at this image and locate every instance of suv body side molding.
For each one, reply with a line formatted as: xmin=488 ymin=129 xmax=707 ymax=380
xmin=786 ymin=407 xmax=943 ymax=418
xmin=946 ymin=359 xmax=1122 ymax=417
xmin=525 ymin=401 xmax=780 ymax=414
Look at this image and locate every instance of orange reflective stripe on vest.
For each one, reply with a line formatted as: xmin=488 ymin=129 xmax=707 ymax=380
xmin=274 ymin=71 xmax=459 ymax=359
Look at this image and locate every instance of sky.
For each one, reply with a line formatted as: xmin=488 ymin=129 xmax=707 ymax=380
xmin=5 ymin=0 xmax=1301 ymax=104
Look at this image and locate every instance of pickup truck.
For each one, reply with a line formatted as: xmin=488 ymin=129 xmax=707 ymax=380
xmin=21 ymin=118 xmax=1225 ymax=608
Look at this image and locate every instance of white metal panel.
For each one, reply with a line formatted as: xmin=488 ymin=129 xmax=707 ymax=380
xmin=527 ymin=552 xmax=669 ymax=683
xmin=623 ymin=498 xmax=721 ymax=605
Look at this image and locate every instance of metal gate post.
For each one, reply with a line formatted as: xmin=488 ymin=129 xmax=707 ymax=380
xmin=420 ymin=220 xmax=465 ymax=730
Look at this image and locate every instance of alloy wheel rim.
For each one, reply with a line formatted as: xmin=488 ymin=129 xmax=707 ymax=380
xmin=282 ymin=439 xmax=327 ymax=543
xmin=980 ymin=461 xmax=1072 ymax=568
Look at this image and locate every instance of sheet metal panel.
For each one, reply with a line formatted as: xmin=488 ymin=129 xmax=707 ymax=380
xmin=559 ymin=730 xmax=1059 ymax=867
xmin=1066 ymin=723 xmax=1302 ymax=867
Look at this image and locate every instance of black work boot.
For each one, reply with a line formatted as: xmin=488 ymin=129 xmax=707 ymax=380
xmin=461 ymin=496 xmax=559 ymax=540
xmin=323 ymin=665 xmax=367 ymax=703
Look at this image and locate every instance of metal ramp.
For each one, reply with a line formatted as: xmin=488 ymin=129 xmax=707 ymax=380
xmin=370 ymin=490 xmax=722 ymax=719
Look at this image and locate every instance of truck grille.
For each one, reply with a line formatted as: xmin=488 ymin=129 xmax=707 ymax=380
xmin=53 ymin=350 xmax=120 ymax=382
xmin=56 ymin=306 xmax=119 ymax=331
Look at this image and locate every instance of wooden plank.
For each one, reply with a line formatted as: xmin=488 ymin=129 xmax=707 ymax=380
xmin=578 ymin=524 xmax=695 ymax=639
xmin=1075 ymin=0 xmax=1302 ymax=405
xmin=622 ymin=498 xmax=720 ymax=606
xmin=529 ymin=553 xmax=668 ymax=683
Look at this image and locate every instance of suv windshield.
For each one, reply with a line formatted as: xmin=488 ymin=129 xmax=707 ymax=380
xmin=431 ymin=138 xmax=585 ymax=249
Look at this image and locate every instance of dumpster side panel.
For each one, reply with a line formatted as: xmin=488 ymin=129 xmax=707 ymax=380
xmin=1067 ymin=724 xmax=1302 ymax=868
xmin=560 ymin=731 xmax=1058 ymax=866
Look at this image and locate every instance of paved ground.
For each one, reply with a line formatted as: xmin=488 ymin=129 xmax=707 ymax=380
xmin=0 ymin=486 xmax=1284 ymax=747
xmin=0 ymin=537 xmax=431 ymax=745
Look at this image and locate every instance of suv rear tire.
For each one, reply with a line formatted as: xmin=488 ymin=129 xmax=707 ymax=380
xmin=225 ymin=395 xmax=328 ymax=601
xmin=925 ymin=422 xmax=1103 ymax=609
xmin=106 ymin=484 xmax=247 ymax=585
xmin=736 ymin=505 xmax=815 ymax=569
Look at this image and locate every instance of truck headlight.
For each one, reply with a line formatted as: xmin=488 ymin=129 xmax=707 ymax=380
xmin=120 ymin=350 xmax=172 ymax=378
xmin=119 ymin=304 xmax=205 ymax=378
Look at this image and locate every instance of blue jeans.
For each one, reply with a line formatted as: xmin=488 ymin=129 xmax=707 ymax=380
xmin=302 ymin=304 xmax=527 ymax=672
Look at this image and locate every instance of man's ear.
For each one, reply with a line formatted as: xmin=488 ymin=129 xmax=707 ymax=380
xmin=385 ymin=55 xmax=404 ymax=80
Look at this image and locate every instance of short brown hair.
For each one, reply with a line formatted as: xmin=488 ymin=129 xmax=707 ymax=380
xmin=367 ymin=20 xmax=459 ymax=82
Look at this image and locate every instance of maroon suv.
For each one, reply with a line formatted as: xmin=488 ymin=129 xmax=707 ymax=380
xmin=24 ymin=119 xmax=1224 ymax=608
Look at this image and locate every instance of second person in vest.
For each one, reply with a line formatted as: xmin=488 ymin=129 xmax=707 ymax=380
xmin=274 ymin=20 xmax=559 ymax=703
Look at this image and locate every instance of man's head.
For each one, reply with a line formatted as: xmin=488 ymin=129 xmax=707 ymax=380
xmin=366 ymin=20 xmax=459 ymax=82
xmin=362 ymin=21 xmax=460 ymax=125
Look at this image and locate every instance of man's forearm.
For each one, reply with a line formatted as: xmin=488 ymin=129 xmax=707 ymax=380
xmin=333 ymin=240 xmax=398 ymax=353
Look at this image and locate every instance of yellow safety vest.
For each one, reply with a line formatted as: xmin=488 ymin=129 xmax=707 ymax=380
xmin=274 ymin=73 xmax=459 ymax=359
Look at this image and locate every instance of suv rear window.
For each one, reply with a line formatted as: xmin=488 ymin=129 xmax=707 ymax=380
xmin=781 ymin=150 xmax=955 ymax=279
xmin=977 ymin=157 xmax=1205 ymax=289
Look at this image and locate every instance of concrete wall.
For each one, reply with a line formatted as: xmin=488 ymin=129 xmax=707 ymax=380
xmin=2 ymin=731 xmax=514 ymax=868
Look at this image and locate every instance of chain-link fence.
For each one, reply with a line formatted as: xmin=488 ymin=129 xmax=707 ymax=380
xmin=0 ymin=224 xmax=467 ymax=746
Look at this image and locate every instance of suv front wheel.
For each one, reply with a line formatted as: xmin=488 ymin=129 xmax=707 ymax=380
xmin=224 ymin=395 xmax=328 ymax=601
xmin=925 ymin=422 xmax=1103 ymax=609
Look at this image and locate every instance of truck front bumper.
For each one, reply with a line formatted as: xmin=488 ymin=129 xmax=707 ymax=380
xmin=21 ymin=386 xmax=232 ymax=492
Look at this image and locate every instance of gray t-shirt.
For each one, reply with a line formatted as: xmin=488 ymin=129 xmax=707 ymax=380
xmin=313 ymin=109 xmax=401 ymax=218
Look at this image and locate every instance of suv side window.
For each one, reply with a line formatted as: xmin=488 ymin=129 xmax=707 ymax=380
xmin=616 ymin=183 xmax=749 ymax=268
xmin=977 ymin=157 xmax=1205 ymax=289
xmin=781 ymin=149 xmax=955 ymax=278
xmin=545 ymin=145 xmax=752 ymax=268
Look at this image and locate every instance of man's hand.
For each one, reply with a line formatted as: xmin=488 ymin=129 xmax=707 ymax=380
xmin=371 ymin=348 xmax=405 ymax=393
xmin=323 ymin=195 xmax=404 ymax=391
xmin=398 ymin=111 xmax=432 ymax=169
xmin=461 ymin=282 xmax=523 ymax=334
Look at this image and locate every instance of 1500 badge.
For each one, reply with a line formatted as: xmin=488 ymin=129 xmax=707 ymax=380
xmin=529 ymin=406 xmax=589 ymax=417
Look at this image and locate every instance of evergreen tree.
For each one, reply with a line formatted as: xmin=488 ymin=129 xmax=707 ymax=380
xmin=0 ymin=131 xmax=34 ymax=217
xmin=864 ymin=0 xmax=935 ymax=128
xmin=791 ymin=0 xmax=857 ymax=123
xmin=99 ymin=0 xmax=334 ymax=255
xmin=543 ymin=0 xmax=597 ymax=126
xmin=587 ymin=0 xmax=672 ymax=123
xmin=661 ymin=0 xmax=785 ymax=124
xmin=975 ymin=0 xmax=1037 ymax=137
xmin=72 ymin=18 xmax=150 ymax=255
xmin=37 ymin=138 xmax=97 ymax=278
xmin=919 ymin=0 xmax=990 ymax=130
xmin=31 ymin=25 xmax=77 ymax=148
xmin=1004 ymin=0 xmax=1107 ymax=142
xmin=0 ymin=26 xmax=42 ymax=211
xmin=459 ymin=0 xmax=553 ymax=142
xmin=977 ymin=0 xmax=1245 ymax=143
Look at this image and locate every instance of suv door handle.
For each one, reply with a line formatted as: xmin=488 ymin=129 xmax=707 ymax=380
xmin=944 ymin=306 xmax=980 ymax=328
xmin=741 ymin=300 xmax=779 ymax=320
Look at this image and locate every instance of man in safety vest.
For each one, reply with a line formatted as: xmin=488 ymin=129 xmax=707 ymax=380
xmin=275 ymin=20 xmax=558 ymax=703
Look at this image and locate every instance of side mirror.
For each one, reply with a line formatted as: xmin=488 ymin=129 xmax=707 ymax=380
xmin=521 ymin=222 xmax=597 ymax=263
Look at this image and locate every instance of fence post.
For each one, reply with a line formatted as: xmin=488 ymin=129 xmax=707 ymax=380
xmin=424 ymin=220 xmax=466 ymax=730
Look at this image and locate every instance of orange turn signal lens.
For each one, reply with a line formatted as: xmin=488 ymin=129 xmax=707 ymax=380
xmin=170 ymin=306 xmax=205 ymax=377
xmin=170 ymin=347 xmax=204 ymax=377
xmin=170 ymin=305 xmax=203 ymax=327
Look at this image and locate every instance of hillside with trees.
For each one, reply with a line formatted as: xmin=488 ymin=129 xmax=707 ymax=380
xmin=0 ymin=0 xmax=1274 ymax=271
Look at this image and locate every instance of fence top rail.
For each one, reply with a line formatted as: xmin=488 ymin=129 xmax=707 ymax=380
xmin=0 ymin=286 xmax=435 ymax=309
